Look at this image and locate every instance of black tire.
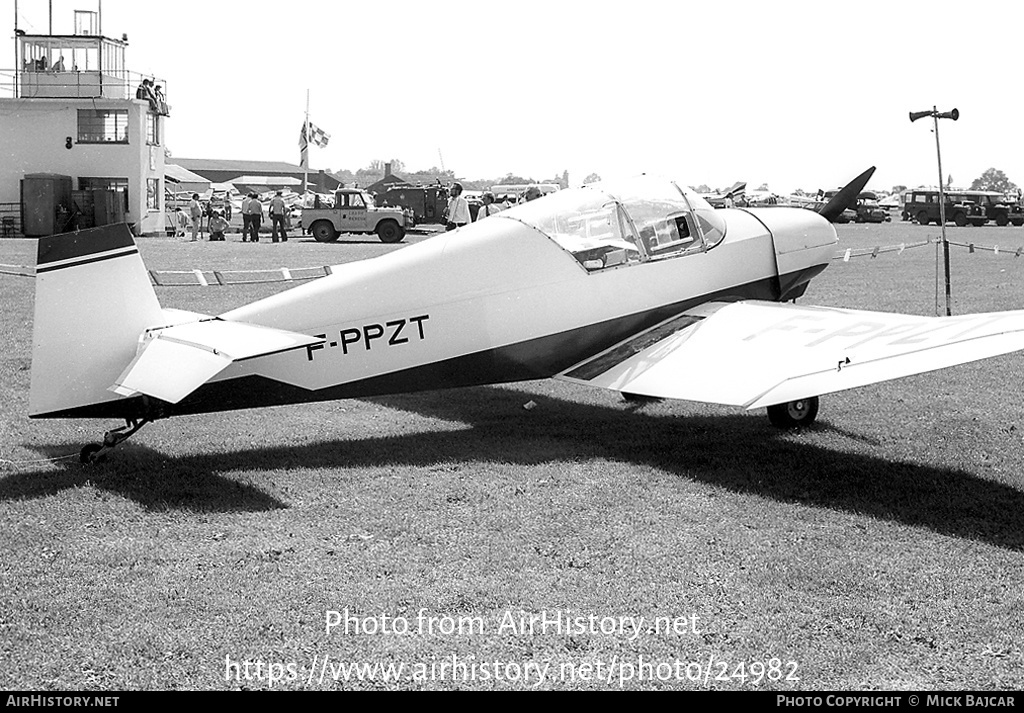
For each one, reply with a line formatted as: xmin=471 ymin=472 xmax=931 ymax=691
xmin=80 ymin=443 xmax=104 ymax=464
xmin=766 ymin=396 xmax=820 ymax=429
xmin=311 ymin=220 xmax=338 ymax=243
xmin=916 ymin=210 xmax=930 ymax=226
xmin=996 ymin=213 xmax=1009 ymax=227
xmin=953 ymin=212 xmax=967 ymax=227
xmin=376 ymin=220 xmax=404 ymax=243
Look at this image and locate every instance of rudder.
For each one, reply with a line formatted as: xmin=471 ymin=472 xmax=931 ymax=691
xmin=30 ymin=224 xmax=164 ymax=418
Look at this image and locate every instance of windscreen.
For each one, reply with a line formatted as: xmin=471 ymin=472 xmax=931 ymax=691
xmin=495 ymin=177 xmax=724 ymax=267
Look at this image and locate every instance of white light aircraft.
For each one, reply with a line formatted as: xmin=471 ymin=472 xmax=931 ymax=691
xmin=28 ymin=170 xmax=1024 ymax=463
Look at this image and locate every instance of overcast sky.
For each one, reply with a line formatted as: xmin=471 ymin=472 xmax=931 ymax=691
xmin=4 ymin=0 xmax=1022 ymax=193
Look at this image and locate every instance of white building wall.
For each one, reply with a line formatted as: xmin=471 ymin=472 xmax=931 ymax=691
xmin=0 ymin=97 xmax=166 ymax=235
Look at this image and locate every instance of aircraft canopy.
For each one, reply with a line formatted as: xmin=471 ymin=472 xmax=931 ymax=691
xmin=495 ymin=176 xmax=726 ymax=270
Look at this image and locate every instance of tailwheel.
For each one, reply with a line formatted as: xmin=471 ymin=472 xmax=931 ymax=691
xmin=766 ymin=396 xmax=819 ymax=429
xmin=80 ymin=443 xmax=105 ymax=464
xmin=80 ymin=418 xmax=151 ymax=464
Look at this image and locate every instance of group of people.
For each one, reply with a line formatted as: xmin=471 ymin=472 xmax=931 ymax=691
xmin=181 ymin=193 xmax=219 ymax=241
xmin=242 ymin=191 xmax=291 ymax=242
xmin=135 ymin=78 xmax=168 ymax=114
xmin=177 ymin=191 xmax=292 ymax=243
xmin=25 ymin=55 xmax=68 ymax=72
xmin=444 ymin=183 xmax=543 ymax=231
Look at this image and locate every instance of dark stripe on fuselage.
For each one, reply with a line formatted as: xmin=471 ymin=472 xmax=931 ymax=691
xmin=36 ymin=223 xmax=136 ymax=268
xmin=33 ymin=267 xmax=826 ymax=420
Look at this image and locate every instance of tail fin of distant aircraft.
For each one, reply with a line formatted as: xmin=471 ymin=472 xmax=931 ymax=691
xmin=724 ymin=181 xmax=747 ymax=199
xmin=29 ymin=224 xmax=165 ymax=418
xmin=817 ymin=166 xmax=876 ymax=223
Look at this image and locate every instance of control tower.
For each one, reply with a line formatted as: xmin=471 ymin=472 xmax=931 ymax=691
xmin=0 ymin=10 xmax=170 ymax=236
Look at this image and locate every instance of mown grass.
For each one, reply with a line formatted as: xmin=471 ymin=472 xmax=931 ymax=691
xmin=1 ymin=221 xmax=1023 ymax=690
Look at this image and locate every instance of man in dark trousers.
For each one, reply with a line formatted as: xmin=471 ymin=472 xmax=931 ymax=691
xmin=244 ymin=193 xmax=263 ymax=242
xmin=269 ymin=191 xmax=288 ymax=242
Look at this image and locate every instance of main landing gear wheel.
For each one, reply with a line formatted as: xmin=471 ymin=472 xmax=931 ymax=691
xmin=79 ymin=418 xmax=151 ymax=464
xmin=766 ymin=396 xmax=819 ymax=428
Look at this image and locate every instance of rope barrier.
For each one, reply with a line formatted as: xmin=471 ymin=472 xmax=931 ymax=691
xmin=832 ymin=239 xmax=934 ymax=261
xmin=832 ymin=237 xmax=1024 ymax=261
xmin=0 ymin=452 xmax=79 ymax=467
xmin=5 ymin=239 xmax=1024 ymax=284
xmin=148 ymin=265 xmax=333 ymax=286
xmin=0 ymin=263 xmax=33 ymax=277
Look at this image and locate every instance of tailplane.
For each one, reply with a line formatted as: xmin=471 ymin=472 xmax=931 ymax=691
xmin=30 ymin=224 xmax=164 ymax=418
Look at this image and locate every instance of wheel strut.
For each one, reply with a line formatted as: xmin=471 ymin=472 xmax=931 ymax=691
xmin=80 ymin=418 xmax=151 ymax=464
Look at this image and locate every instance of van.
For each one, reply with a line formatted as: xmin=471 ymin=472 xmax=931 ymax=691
xmin=901 ymin=190 xmax=986 ymax=227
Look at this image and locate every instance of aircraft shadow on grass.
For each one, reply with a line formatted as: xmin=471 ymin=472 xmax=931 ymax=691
xmin=361 ymin=387 xmax=1024 ymax=552
xmin=0 ymin=449 xmax=288 ymax=514
xmin=6 ymin=384 xmax=1024 ymax=550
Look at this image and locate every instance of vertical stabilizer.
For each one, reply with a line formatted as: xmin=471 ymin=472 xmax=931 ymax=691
xmin=30 ymin=224 xmax=164 ymax=418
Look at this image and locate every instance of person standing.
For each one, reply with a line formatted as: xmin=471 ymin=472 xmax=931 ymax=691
xmin=240 ymin=193 xmax=252 ymax=242
xmin=476 ymin=192 xmax=503 ymax=219
xmin=174 ymin=207 xmax=188 ymax=238
xmin=245 ymin=193 xmax=263 ymax=242
xmin=269 ymin=191 xmax=288 ymax=242
xmin=445 ymin=183 xmax=471 ymax=231
xmin=188 ymin=193 xmax=203 ymax=241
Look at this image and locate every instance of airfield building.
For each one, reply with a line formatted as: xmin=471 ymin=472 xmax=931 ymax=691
xmin=0 ymin=11 xmax=169 ymax=236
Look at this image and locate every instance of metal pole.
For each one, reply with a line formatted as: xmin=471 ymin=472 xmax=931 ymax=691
xmin=13 ymin=0 xmax=18 ymax=97
xmin=303 ymin=90 xmax=309 ymax=194
xmin=933 ymin=107 xmax=952 ymax=316
xmin=49 ymin=0 xmax=52 ymax=34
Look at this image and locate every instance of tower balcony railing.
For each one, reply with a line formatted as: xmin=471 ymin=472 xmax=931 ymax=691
xmin=0 ymin=68 xmax=169 ymax=115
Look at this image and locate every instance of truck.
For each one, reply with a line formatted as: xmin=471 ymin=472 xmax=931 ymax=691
xmin=955 ymin=191 xmax=1024 ymax=227
xmin=901 ymin=189 xmax=987 ymax=227
xmin=377 ymin=183 xmax=449 ymax=224
xmin=301 ymin=188 xmax=412 ymax=243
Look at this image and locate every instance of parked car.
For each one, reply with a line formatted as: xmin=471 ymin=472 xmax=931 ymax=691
xmin=301 ymin=188 xmax=413 ymax=243
xmin=853 ymin=192 xmax=890 ymax=223
xmin=902 ymin=189 xmax=986 ymax=226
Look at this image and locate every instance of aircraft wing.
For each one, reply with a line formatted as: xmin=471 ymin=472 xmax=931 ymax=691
xmin=111 ymin=319 xmax=323 ymax=404
xmin=559 ymin=301 xmax=1024 ymax=409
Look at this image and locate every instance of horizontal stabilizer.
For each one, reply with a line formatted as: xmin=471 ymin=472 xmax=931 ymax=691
xmin=560 ymin=301 xmax=1024 ymax=409
xmin=111 ymin=319 xmax=323 ymax=404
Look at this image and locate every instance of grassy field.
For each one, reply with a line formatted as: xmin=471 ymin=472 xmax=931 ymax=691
xmin=1 ymin=220 xmax=1023 ymax=690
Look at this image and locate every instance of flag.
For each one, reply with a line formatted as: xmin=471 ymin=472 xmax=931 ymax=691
xmin=299 ymin=121 xmax=330 ymax=149
xmin=300 ymin=121 xmax=330 ymax=170
xmin=310 ymin=122 xmax=330 ymax=148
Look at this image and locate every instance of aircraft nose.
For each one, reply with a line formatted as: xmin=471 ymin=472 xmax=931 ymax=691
xmin=749 ymin=206 xmax=838 ymax=256
xmin=746 ymin=207 xmax=838 ymax=300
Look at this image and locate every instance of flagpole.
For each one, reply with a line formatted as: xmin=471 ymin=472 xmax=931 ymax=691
xmin=303 ymin=90 xmax=310 ymax=194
